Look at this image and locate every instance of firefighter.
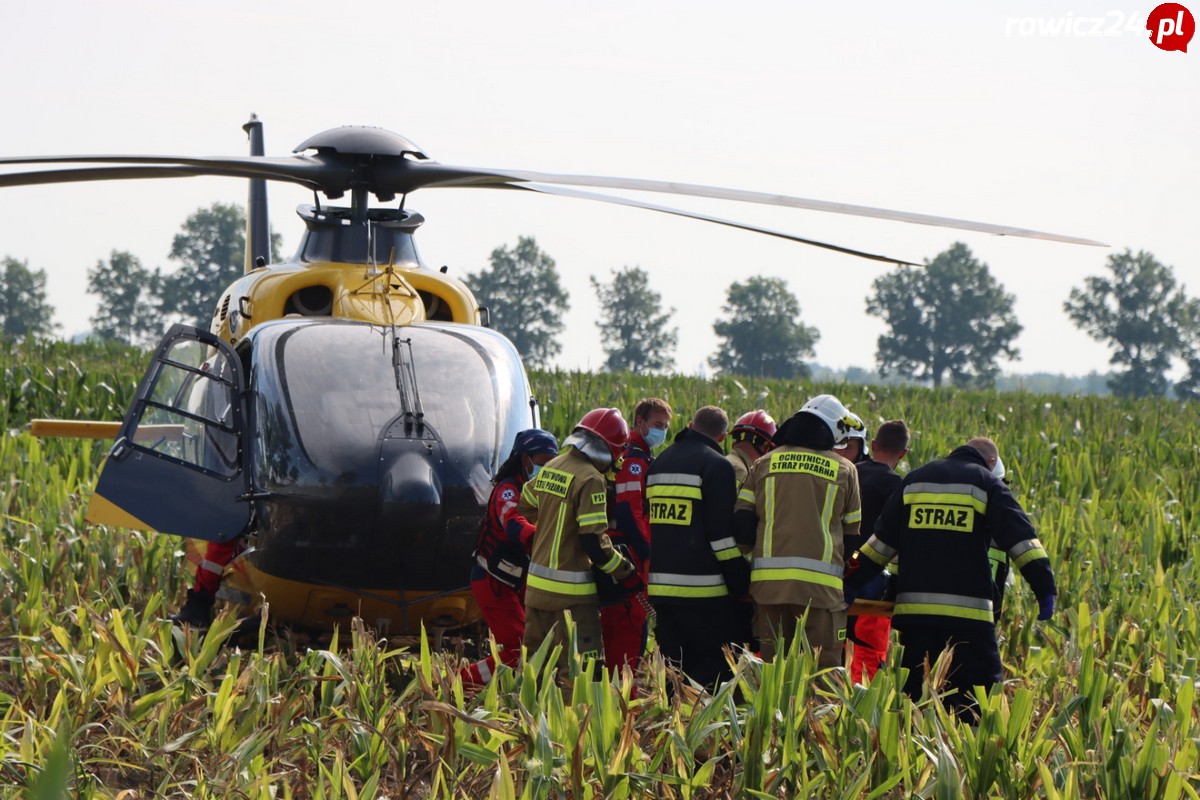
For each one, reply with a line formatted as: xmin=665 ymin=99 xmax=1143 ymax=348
xmin=460 ymin=429 xmax=559 ymax=687
xmin=727 ymin=410 xmax=777 ymax=489
xmin=520 ymin=408 xmax=639 ymax=674
xmin=845 ymin=419 xmax=910 ymax=683
xmin=646 ymin=406 xmax=749 ymax=688
xmin=734 ymin=394 xmax=863 ymax=668
xmin=844 ymin=436 xmax=1056 ymax=719
xmin=602 ymin=397 xmax=671 ymax=671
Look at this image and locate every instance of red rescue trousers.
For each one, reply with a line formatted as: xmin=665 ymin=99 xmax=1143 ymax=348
xmin=600 ymin=598 xmax=649 ymax=672
xmin=850 ymin=615 xmax=892 ymax=683
xmin=461 ymin=575 xmax=526 ymax=686
xmin=192 ymin=539 xmax=241 ymax=595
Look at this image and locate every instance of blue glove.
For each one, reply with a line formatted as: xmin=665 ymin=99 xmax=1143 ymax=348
xmin=1037 ymin=594 xmax=1056 ymax=621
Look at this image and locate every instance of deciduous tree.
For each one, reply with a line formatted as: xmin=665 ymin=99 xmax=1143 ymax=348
xmin=160 ymin=203 xmax=281 ymax=325
xmin=711 ymin=276 xmax=818 ymax=379
xmin=466 ymin=236 xmax=569 ymax=369
xmin=1064 ymin=250 xmax=1193 ymax=398
xmin=88 ymin=250 xmax=165 ymax=347
xmin=590 ymin=266 xmax=677 ymax=373
xmin=867 ymin=242 xmax=1021 ymax=388
xmin=0 ymin=256 xmax=57 ymax=339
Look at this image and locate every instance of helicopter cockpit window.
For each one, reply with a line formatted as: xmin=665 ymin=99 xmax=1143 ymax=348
xmin=269 ymin=323 xmax=529 ymax=487
xmin=132 ymin=339 xmax=240 ymax=477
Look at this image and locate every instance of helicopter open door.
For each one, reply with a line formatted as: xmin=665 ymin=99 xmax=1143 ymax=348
xmin=88 ymin=324 xmax=252 ymax=542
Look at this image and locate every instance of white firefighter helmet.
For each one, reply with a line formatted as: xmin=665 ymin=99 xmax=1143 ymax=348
xmin=799 ymin=394 xmax=864 ymax=446
xmin=834 ymin=411 xmax=868 ymax=457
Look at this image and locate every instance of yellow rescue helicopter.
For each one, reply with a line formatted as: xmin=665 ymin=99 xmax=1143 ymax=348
xmin=0 ymin=118 xmax=1103 ymax=636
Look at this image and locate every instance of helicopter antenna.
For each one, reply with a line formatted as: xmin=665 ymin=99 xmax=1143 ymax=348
xmin=242 ymin=115 xmax=270 ymax=274
xmin=398 ymin=193 xmax=407 ymax=212
xmin=312 ymin=190 xmax=322 ymax=215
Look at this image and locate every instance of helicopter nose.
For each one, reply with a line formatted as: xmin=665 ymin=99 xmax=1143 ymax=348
xmin=379 ymin=442 xmax=442 ymax=530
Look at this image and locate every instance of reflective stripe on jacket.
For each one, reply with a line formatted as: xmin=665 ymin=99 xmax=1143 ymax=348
xmin=519 ymin=448 xmax=627 ymax=611
xmin=734 ymin=446 xmax=861 ymax=609
xmin=646 ymin=428 xmax=749 ymax=604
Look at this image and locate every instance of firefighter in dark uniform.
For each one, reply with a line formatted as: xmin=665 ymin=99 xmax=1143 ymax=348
xmin=734 ymin=394 xmax=863 ymax=668
xmin=845 ymin=419 xmax=910 ymax=683
xmin=460 ymin=428 xmax=559 ymax=686
xmin=603 ymin=397 xmax=671 ymax=671
xmin=726 ymin=410 xmax=777 ymax=489
xmin=845 ymin=436 xmax=1056 ymax=718
xmin=520 ymin=408 xmax=639 ymax=673
xmin=646 ymin=406 xmax=749 ymax=688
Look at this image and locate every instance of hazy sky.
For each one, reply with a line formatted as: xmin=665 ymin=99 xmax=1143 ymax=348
xmin=2 ymin=1 xmax=1196 ymax=378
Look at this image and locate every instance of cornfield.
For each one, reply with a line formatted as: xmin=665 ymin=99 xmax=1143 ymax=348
xmin=2 ymin=337 xmax=1198 ymax=798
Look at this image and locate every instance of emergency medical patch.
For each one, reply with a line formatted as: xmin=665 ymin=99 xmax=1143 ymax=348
xmin=628 ymin=462 xmax=643 ymax=475
xmin=500 ymin=488 xmax=516 ymax=501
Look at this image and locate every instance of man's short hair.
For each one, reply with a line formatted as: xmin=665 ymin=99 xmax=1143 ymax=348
xmin=872 ymin=420 xmax=910 ymax=454
xmin=691 ymin=405 xmax=729 ymax=440
xmin=634 ymin=397 xmax=672 ymax=424
xmin=966 ymin=436 xmax=998 ymax=463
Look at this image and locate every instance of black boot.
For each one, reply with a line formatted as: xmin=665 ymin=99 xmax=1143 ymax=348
xmin=169 ymin=588 xmax=215 ymax=627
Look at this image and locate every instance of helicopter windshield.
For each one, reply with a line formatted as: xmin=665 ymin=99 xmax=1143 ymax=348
xmin=253 ymin=321 xmax=531 ymax=499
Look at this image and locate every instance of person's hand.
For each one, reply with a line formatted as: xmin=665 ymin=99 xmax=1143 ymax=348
xmin=1037 ymin=593 xmax=1056 ymax=621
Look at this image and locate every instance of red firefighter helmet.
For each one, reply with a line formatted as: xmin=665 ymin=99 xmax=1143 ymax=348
xmin=575 ymin=407 xmax=630 ymax=462
xmin=731 ymin=410 xmax=777 ymax=452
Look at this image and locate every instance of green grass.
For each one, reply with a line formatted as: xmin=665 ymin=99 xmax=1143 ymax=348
xmin=2 ymin=338 xmax=1199 ymax=797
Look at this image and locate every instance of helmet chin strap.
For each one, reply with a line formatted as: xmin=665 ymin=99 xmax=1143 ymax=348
xmin=564 ymin=431 xmax=613 ymax=470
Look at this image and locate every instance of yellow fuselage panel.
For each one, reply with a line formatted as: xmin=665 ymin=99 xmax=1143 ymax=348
xmin=210 ymin=261 xmax=481 ymax=345
xmin=234 ymin=561 xmax=482 ymax=635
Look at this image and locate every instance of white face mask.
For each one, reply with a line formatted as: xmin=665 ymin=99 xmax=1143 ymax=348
xmin=644 ymin=427 xmax=667 ymax=449
xmin=992 ymin=456 xmax=1006 ymax=479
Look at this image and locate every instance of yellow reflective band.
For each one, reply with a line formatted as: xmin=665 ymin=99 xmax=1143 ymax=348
xmin=648 ymin=584 xmax=730 ymax=598
xmin=821 ymin=483 xmax=836 ymax=562
xmin=576 ymin=511 xmax=609 ymax=528
xmin=903 ymin=492 xmax=986 ymax=514
xmin=597 ymin=550 xmax=623 ymax=574
xmin=768 ymin=451 xmax=839 ymax=482
xmin=532 ymin=467 xmax=573 ymax=499
xmin=894 ymin=603 xmax=993 ymax=623
xmin=861 ymin=540 xmax=892 ymax=566
xmin=909 ymin=503 xmax=975 ymax=532
xmin=737 ymin=488 xmax=755 ymax=504
xmin=527 ymin=573 xmax=598 ymax=596
xmin=520 ymin=481 xmax=539 ymax=507
xmin=649 ymin=498 xmax=692 ymax=525
xmin=750 ymin=568 xmax=843 ymax=590
xmin=764 ymin=475 xmax=776 ymax=557
xmin=549 ymin=504 xmax=567 ymax=567
xmin=842 ymin=508 xmax=862 ymax=524
xmin=714 ymin=547 xmax=742 ymax=562
xmin=647 ymin=485 xmax=703 ymax=499
xmin=1012 ymin=547 xmax=1048 ymax=568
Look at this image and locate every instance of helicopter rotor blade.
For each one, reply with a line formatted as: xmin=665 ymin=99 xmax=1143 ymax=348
xmin=0 ymin=145 xmax=1106 ymax=247
xmin=504 ymin=182 xmax=922 ymax=266
xmin=403 ymin=165 xmax=1109 ymax=247
xmin=0 ymin=163 xmax=324 ymax=191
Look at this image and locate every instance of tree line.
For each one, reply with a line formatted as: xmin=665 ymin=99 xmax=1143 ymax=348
xmin=1 ymin=203 xmax=1196 ymax=400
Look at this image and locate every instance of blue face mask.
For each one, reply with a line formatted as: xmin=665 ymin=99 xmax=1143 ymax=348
xmin=644 ymin=427 xmax=668 ymax=449
xmin=528 ymin=463 xmax=543 ymax=481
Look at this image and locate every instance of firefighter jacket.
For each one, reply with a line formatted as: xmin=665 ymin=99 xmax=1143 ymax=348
xmin=472 ymin=474 xmax=536 ymax=588
xmin=646 ymin=428 xmax=749 ymax=604
xmin=726 ymin=446 xmax=754 ymax=490
xmin=849 ymin=445 xmax=1056 ymax=633
xmin=610 ymin=432 xmax=653 ymax=572
xmin=734 ymin=446 xmax=862 ymax=609
xmin=519 ymin=447 xmax=633 ymax=612
xmin=848 ymin=457 xmax=903 ymax=555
